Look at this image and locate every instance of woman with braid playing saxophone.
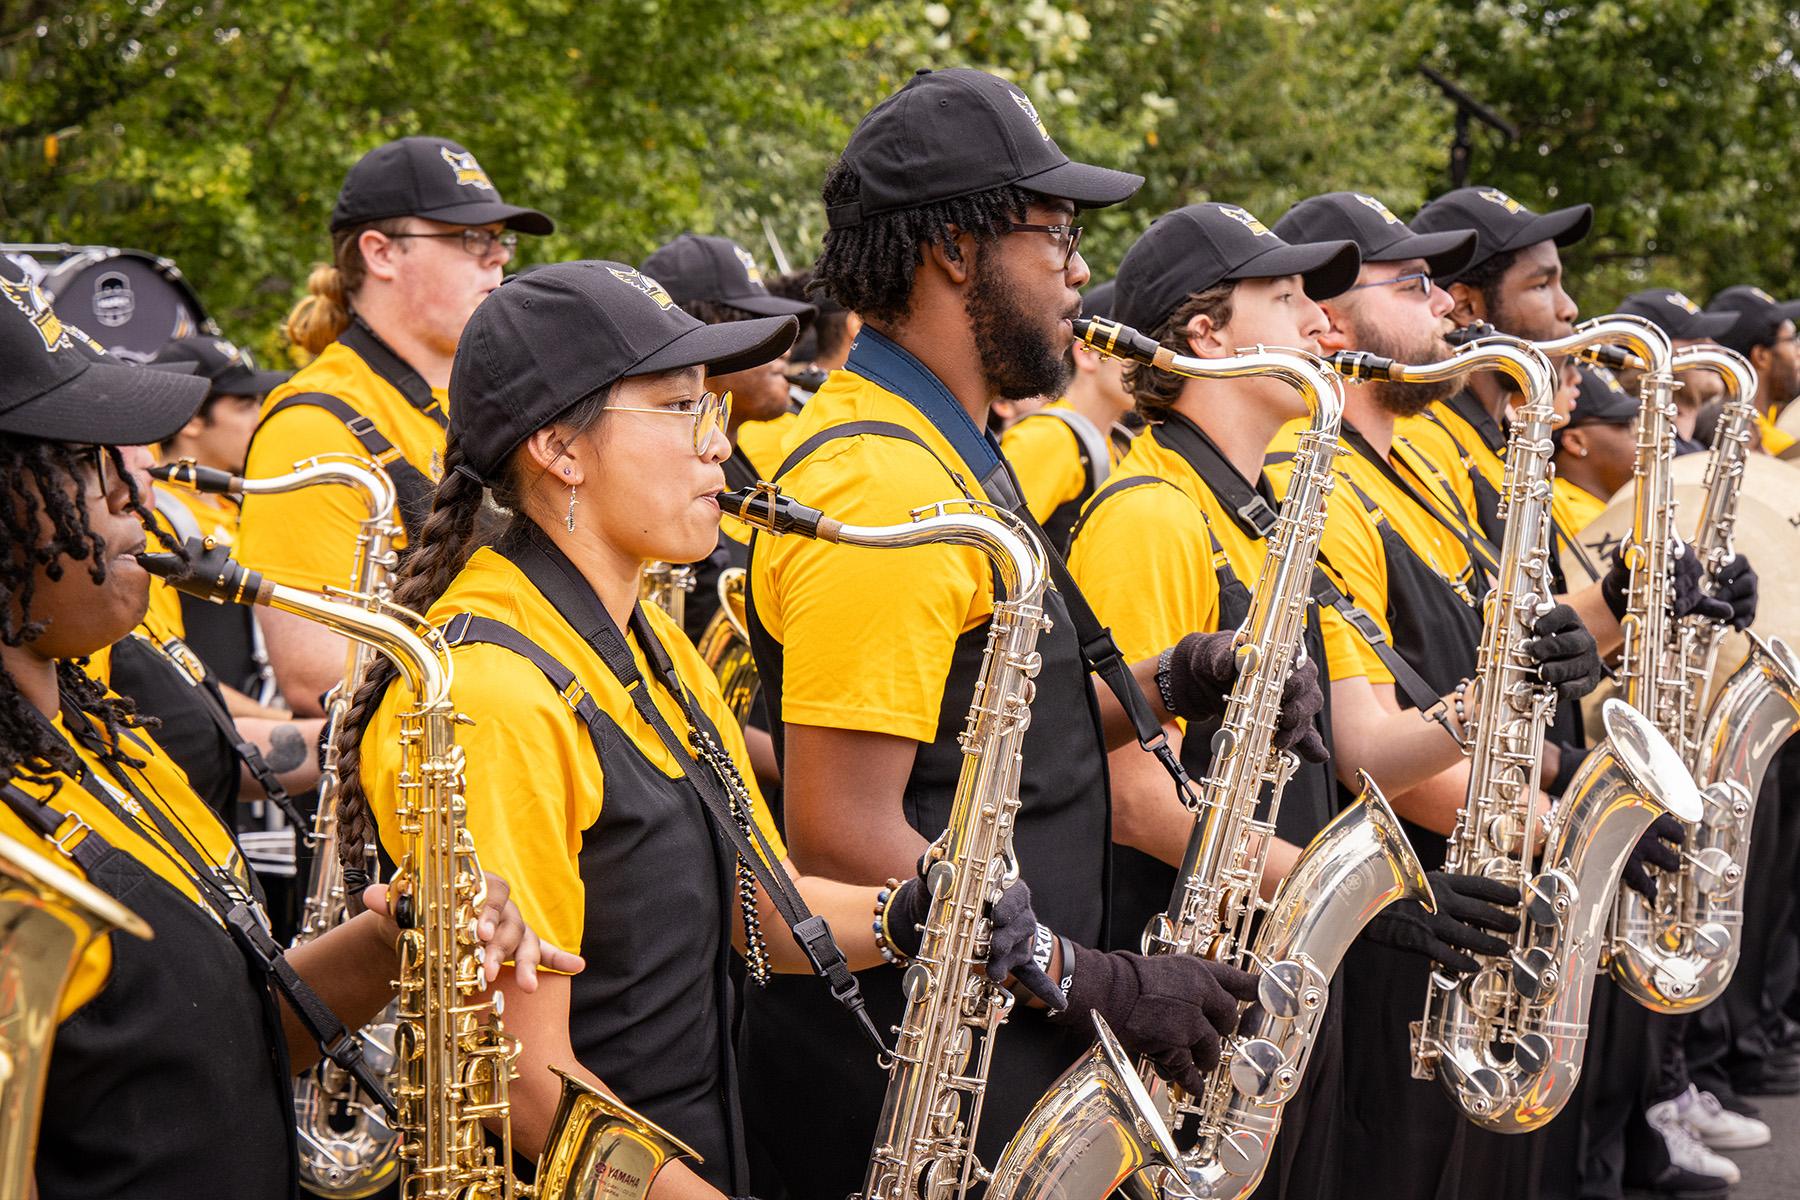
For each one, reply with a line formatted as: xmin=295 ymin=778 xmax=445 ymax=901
xmin=334 ymin=261 xmax=1065 ymax=1199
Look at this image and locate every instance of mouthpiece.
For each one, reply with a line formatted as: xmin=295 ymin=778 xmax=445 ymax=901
xmin=1073 ymin=316 xmax=1172 ymax=368
xmin=151 ymin=460 xmax=247 ymax=495
xmin=718 ymin=484 xmax=842 ymax=541
xmin=1324 ymin=350 xmax=1400 ymax=382
xmin=1577 ymin=344 xmax=1641 ymax=371
xmin=137 ymin=537 xmax=273 ymax=607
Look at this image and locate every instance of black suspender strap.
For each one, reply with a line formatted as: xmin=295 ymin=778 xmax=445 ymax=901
xmin=264 ymin=392 xmax=437 ymax=534
xmin=1340 ymin=425 xmax=1495 ymax=595
xmin=478 ymin=531 xmax=891 ymax=1060
xmin=338 ymin=318 xmax=449 ymax=431
xmin=1 ymin=781 xmax=124 ymax=876
xmin=1066 ymin=474 xmax=1165 ymax=545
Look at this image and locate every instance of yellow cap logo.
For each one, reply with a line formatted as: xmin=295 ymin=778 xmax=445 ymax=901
xmin=1593 ymin=365 xmax=1628 ymax=395
xmin=1477 ymin=188 xmax=1524 ymax=214
xmin=1353 ymin=193 xmax=1403 ymax=226
xmin=1 ymin=276 xmax=70 ymax=352
xmin=1011 ymin=91 xmax=1052 ymax=142
xmin=211 ymin=339 xmax=245 ymax=364
xmin=439 ymin=146 xmax=495 ymax=192
xmin=732 ymin=245 xmax=766 ymax=289
xmin=609 ymin=267 xmax=675 ymax=310
xmin=1219 ymin=205 xmax=1273 ymax=237
xmin=1664 ymin=291 xmax=1701 ymax=315
xmin=1749 ymin=286 xmax=1777 ymax=304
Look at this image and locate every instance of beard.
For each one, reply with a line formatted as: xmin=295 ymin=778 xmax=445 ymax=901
xmin=1349 ymin=315 xmax=1458 ymax=417
xmin=965 ymin=251 xmax=1072 ymax=402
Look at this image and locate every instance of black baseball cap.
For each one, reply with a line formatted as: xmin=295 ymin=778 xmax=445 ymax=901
xmin=826 ymin=68 xmax=1142 ymax=229
xmin=640 ymin=234 xmax=817 ymax=321
xmin=1113 ymin=202 xmax=1360 ymax=335
xmin=0 ymin=270 xmax=207 ymax=443
xmin=451 ymin=261 xmax=799 ymax=483
xmin=1565 ymin=362 xmax=1639 ymax=428
xmin=1079 ymin=279 xmax=1116 ymax=321
xmin=1705 ymin=286 xmax=1800 ymax=356
xmin=1274 ymin=191 xmax=1476 ymax=280
xmin=330 ymin=137 xmax=553 ymax=235
xmin=151 ymin=336 xmax=291 ymax=399
xmin=1411 ymin=186 xmax=1592 ymax=282
xmin=1617 ymin=288 xmax=1738 ymax=343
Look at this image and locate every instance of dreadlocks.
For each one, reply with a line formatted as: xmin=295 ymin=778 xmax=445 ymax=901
xmin=813 ymin=158 xmax=1037 ymax=327
xmin=0 ymin=436 xmax=164 ymax=789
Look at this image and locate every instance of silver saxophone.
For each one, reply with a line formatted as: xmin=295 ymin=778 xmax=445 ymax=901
xmin=1591 ymin=344 xmax=1800 ymax=1009
xmin=154 ymin=455 xmax=405 ymax=1197
xmin=974 ymin=318 xmax=1435 ymax=1200
xmin=718 ymin=481 xmax=1056 ymax=1200
xmin=1331 ymin=325 xmax=1701 ymax=1132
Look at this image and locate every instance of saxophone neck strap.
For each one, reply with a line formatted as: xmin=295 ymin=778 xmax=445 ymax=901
xmin=488 ymin=525 xmax=891 ymax=1060
xmin=1340 ymin=424 xmax=1495 ymax=594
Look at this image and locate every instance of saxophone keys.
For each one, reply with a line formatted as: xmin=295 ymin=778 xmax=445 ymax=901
xmin=1227 ymin=1037 xmax=1290 ymax=1101
xmin=1217 ymin=1126 xmax=1273 ymax=1177
xmin=1693 ymin=922 xmax=1732 ymax=962
xmin=1512 ymin=1032 xmax=1553 ymax=1076
xmin=1688 ymin=846 xmax=1738 ymax=896
xmin=1524 ymin=870 xmax=1574 ymax=928
xmin=1509 ymin=945 xmax=1559 ymax=1002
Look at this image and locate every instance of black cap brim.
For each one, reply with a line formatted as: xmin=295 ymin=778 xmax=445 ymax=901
xmin=417 ymin=199 xmax=555 ymax=236
xmin=1370 ymin=228 xmax=1478 ymax=280
xmin=1015 ymin=159 xmax=1145 ymax=209
xmin=631 ymin=315 xmax=800 ymax=378
xmin=717 ymin=291 xmax=819 ymax=321
xmin=1506 ymin=203 xmax=1592 ymax=254
xmin=210 ymin=367 xmax=293 ymax=397
xmin=1230 ymin=239 xmax=1362 ymax=300
xmin=1 ymin=358 xmax=208 ymax=444
xmin=1682 ymin=310 xmax=1743 ymax=341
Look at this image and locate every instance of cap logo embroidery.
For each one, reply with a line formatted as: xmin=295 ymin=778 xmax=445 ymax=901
xmin=439 ymin=146 xmax=496 ymax=192
xmin=1219 ymin=206 xmax=1273 ymax=237
xmin=1749 ymin=287 xmax=1777 ymax=305
xmin=608 ymin=267 xmax=675 ymax=310
xmin=211 ymin=339 xmax=244 ymax=364
xmin=1353 ymin=194 xmax=1403 ymax=226
xmin=1664 ymin=292 xmax=1701 ymax=315
xmin=0 ymin=276 xmax=70 ymax=352
xmin=1010 ymin=91 xmax=1052 ymax=142
xmin=1594 ymin=365 xmax=1627 ymax=395
xmin=732 ymin=245 xmax=767 ymax=290
xmin=1477 ymin=188 xmax=1524 ymax=214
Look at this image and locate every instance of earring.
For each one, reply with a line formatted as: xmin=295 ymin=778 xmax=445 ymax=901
xmin=1577 ymin=447 xmax=1589 ymax=458
xmin=566 ymin=485 xmax=579 ymax=532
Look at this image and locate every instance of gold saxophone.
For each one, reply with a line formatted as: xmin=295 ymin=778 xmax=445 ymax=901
xmin=1589 ymin=343 xmax=1800 ymax=1009
xmin=1380 ymin=322 xmax=1701 ymax=1131
xmin=140 ymin=542 xmax=697 ymax=1200
xmin=156 ymin=455 xmax=410 ymax=1197
xmin=717 ymin=481 xmax=1056 ymax=1200
xmin=697 ymin=569 xmax=760 ymax=726
xmin=0 ymin=832 xmax=153 ymax=1200
xmin=974 ymin=318 xmax=1434 ymax=1200
xmin=638 ymin=562 xmax=696 ymax=628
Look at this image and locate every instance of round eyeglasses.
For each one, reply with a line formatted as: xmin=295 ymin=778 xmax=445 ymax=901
xmin=607 ymin=390 xmax=733 ymax=456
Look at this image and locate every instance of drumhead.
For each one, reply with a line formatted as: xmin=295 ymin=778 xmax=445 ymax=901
xmin=39 ymin=248 xmax=217 ymax=362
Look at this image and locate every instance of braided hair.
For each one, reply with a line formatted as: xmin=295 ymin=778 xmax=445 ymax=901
xmin=333 ymin=389 xmax=613 ymax=873
xmin=813 ymin=159 xmax=1038 ymax=327
xmin=0 ymin=437 xmax=167 ymax=790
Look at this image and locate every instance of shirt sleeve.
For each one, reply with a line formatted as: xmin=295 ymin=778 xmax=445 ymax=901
xmin=1001 ymin=415 xmax=1087 ymax=525
xmin=238 ymin=405 xmax=388 ymax=592
xmin=1314 ymin=483 xmax=1396 ymax=648
xmin=756 ymin=438 xmax=988 ymax=745
xmin=1067 ymin=481 xmax=1219 ymax=663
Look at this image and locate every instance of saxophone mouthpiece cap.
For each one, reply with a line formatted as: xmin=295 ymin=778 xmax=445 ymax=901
xmin=149 ymin=459 xmax=246 ymax=495
xmin=717 ymin=484 xmax=841 ymax=542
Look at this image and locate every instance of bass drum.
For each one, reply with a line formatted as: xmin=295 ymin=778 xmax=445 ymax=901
xmin=1563 ymin=451 xmax=1800 ymax=723
xmin=39 ymin=248 xmax=217 ymax=362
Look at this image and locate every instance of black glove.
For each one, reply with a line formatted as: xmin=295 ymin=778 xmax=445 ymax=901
xmin=1162 ymin=632 xmax=1328 ymax=763
xmin=1621 ymin=814 xmax=1686 ymax=902
xmin=1049 ymin=944 xmax=1259 ymax=1093
xmin=1601 ymin=542 xmax=1734 ymax=625
xmin=1523 ymin=603 xmax=1605 ymax=699
xmin=1708 ymin=554 xmax=1758 ymax=631
xmin=1364 ymin=871 xmax=1521 ymax=976
xmin=887 ymin=872 xmax=1063 ymax=1008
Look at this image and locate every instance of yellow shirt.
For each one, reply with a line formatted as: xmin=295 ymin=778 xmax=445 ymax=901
xmin=360 ymin=547 xmax=784 ymax=958
xmin=752 ymin=370 xmax=997 ymax=745
xmin=1553 ymin=476 xmax=1610 ymax=538
xmin=1394 ymin=403 xmax=1495 ymax=538
xmin=1000 ymin=398 xmax=1120 ymax=526
xmin=1756 ymin=408 xmax=1795 ymax=456
xmin=0 ymin=701 xmax=247 ymax=1019
xmin=238 ymin=340 xmax=447 ymax=591
xmin=1066 ymin=426 xmax=1387 ymax=686
xmin=736 ymin=410 xmax=801 ymax=478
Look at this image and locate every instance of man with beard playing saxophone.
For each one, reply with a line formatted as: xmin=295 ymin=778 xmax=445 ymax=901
xmin=1063 ymin=198 xmax=1594 ymax=1200
xmin=1263 ymin=189 xmax=1619 ymax=1200
xmin=737 ymin=68 xmax=1323 ymax=1200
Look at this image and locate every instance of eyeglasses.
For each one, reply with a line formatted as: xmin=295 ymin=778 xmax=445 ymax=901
xmin=76 ymin=443 xmax=113 ymax=496
xmin=387 ymin=228 xmax=519 ymax=262
xmin=1006 ymin=222 xmax=1084 ymax=271
xmin=606 ymin=390 xmax=733 ymax=456
xmin=1344 ymin=271 xmax=1433 ymax=297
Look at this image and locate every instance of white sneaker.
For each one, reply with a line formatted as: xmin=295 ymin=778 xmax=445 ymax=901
xmin=1647 ymin=1093 xmax=1743 ymax=1185
xmin=1679 ymin=1085 xmax=1771 ymax=1150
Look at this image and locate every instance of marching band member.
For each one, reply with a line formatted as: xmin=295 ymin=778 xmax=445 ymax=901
xmin=239 ymin=135 xmax=553 ymax=715
xmin=1000 ymin=278 xmax=1134 ymax=549
xmin=1614 ymin=289 xmax=1739 ymax=447
xmin=1705 ymin=285 xmax=1800 ymax=456
xmin=0 ymin=280 xmax=569 ymax=1200
xmin=737 ymin=68 xmax=1314 ymax=1199
xmin=334 ymin=261 xmax=1058 ymax=1197
xmin=765 ymin=266 xmax=861 ymax=412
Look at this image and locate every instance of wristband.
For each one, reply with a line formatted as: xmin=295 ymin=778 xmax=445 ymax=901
xmin=873 ymin=878 xmax=909 ymax=965
xmin=1056 ymin=933 xmax=1077 ymax=1000
xmin=1156 ymin=646 xmax=1178 ymax=713
xmin=1031 ymin=922 xmax=1055 ymax=975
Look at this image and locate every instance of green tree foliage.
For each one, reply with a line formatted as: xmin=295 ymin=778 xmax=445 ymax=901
xmin=3 ymin=0 xmax=1795 ymax=358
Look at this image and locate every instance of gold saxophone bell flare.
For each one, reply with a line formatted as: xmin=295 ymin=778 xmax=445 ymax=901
xmin=535 ymin=1069 xmax=701 ymax=1200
